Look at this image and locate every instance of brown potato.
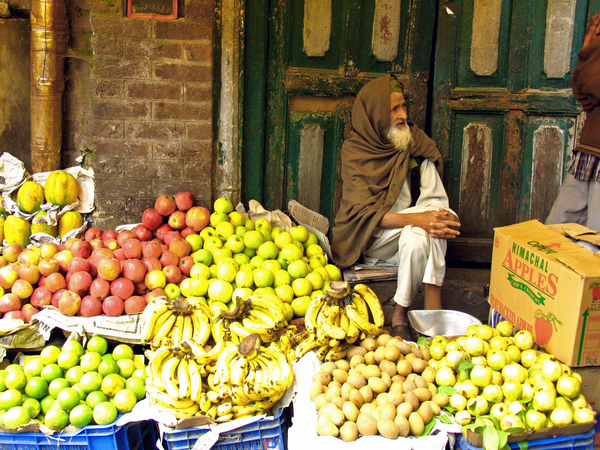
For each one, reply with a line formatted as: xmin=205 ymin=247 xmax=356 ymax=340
xmin=364 ymin=351 xmax=376 ymax=366
xmin=368 ymin=377 xmax=388 ymax=394
xmin=321 ymin=361 xmax=338 ymax=375
xmin=397 ymin=360 xmax=413 ymax=377
xmin=359 ymin=385 xmax=373 ymax=403
xmin=341 ymin=382 xmax=353 ymax=401
xmin=395 ymin=414 xmax=411 ymax=437
xmin=360 ymin=338 xmax=377 ymax=352
xmin=396 ymin=341 xmax=414 ymax=355
xmin=360 ymin=402 xmax=376 ymax=415
xmin=432 ymin=392 xmax=450 ymax=407
xmin=414 ymin=375 xmax=428 ymax=389
xmin=384 ymin=345 xmax=401 ymax=362
xmin=424 ymin=400 xmax=441 ymax=416
xmin=377 ymin=333 xmax=393 ymax=347
xmin=377 ymin=418 xmax=400 ymax=439
xmin=309 ymin=380 xmax=324 ymax=401
xmin=379 ymin=359 xmax=398 ymax=378
xmin=374 ymin=346 xmax=387 ymax=364
xmin=349 ymin=389 xmax=364 ymax=408
xmin=410 ymin=358 xmax=428 ymax=374
xmin=356 ymin=413 xmax=378 ymax=436
xmin=428 ymin=382 xmax=438 ymax=395
xmin=409 ymin=411 xmax=425 ymax=436
xmin=312 ymin=371 xmax=331 ymax=385
xmin=403 ymin=390 xmax=420 ymax=412
xmin=331 ymin=395 xmax=344 ymax=410
xmin=411 ymin=347 xmax=423 ymax=359
xmin=347 ymin=372 xmax=367 ymax=390
xmin=325 ymin=384 xmax=342 ymax=402
xmin=314 ymin=393 xmax=328 ymax=411
xmin=397 ymin=401 xmax=414 ymax=418
xmin=417 ymin=401 xmax=433 ymax=424
xmin=332 ymin=368 xmax=349 ymax=384
xmin=404 ymin=352 xmax=417 ymax=363
xmin=335 ymin=359 xmax=350 ymax=372
xmin=380 ymin=403 xmax=396 ymax=421
xmin=387 ymin=390 xmax=404 ymax=406
xmin=347 ymin=345 xmax=367 ymax=359
xmin=389 ymin=380 xmax=404 ymax=394
xmin=316 ymin=420 xmax=339 ymax=437
xmin=330 ymin=408 xmax=346 ymax=427
xmin=381 ymin=371 xmax=392 ymax=389
xmin=402 ymin=379 xmax=416 ymax=392
xmin=342 ymin=400 xmax=360 ymax=422
xmin=413 ymin=387 xmax=433 ymax=402
xmin=420 ymin=347 xmax=431 ymax=361
xmin=421 ymin=366 xmax=436 ymax=383
xmin=339 ymin=421 xmax=359 ymax=442
xmin=361 ymin=364 xmax=381 ymax=380
xmin=349 ymin=354 xmax=365 ymax=369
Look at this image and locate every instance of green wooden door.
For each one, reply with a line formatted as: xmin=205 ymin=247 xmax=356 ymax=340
xmin=432 ymin=0 xmax=599 ymax=262
xmin=242 ymin=0 xmax=437 ymax=231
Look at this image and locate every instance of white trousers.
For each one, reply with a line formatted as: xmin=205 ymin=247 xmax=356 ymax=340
xmin=545 ymin=172 xmax=600 ymax=232
xmin=363 ymin=160 xmax=451 ymax=307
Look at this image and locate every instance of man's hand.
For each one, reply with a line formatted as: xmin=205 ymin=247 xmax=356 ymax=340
xmin=379 ymin=208 xmax=461 ymax=239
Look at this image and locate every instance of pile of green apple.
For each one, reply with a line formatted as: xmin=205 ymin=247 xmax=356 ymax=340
xmin=426 ymin=321 xmax=596 ymax=434
xmin=174 ymin=197 xmax=342 ymax=321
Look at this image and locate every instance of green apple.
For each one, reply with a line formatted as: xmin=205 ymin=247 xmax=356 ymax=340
xmin=525 ymin=409 xmax=548 ymax=430
xmin=211 ymin=248 xmax=232 ymax=264
xmin=274 ymin=232 xmax=294 ymax=250
xmin=273 ymin=269 xmax=291 ymax=287
xmin=192 ymin=249 xmax=213 ymax=266
xmin=262 ymin=259 xmax=282 ymax=273
xmin=186 ymin=278 xmax=208 ymax=297
xmin=225 ymin=234 xmax=245 ymax=253
xmin=291 ymin=295 xmax=311 ymax=317
xmin=203 ymin=236 xmax=223 ymax=252
xmin=252 ymin=268 xmax=274 ymax=288
xmin=254 ymin=287 xmax=276 ymax=296
xmin=244 ymin=218 xmax=255 ymax=230
xmin=464 ymin=336 xmax=485 ymax=356
xmin=243 ymin=230 xmax=265 ymax=250
xmin=541 ymin=357 xmax=562 ymax=382
xmin=435 ymin=367 xmax=456 ymax=387
xmin=481 ymin=384 xmax=503 ymax=403
xmin=549 ymin=404 xmax=574 ymax=427
xmin=190 ymin=262 xmax=211 ymax=279
xmin=257 ymin=241 xmax=279 ymax=260
xmin=302 ymin=232 xmax=319 ymax=249
xmin=210 ymin=211 xmax=228 ymax=228
xmin=290 ymin=225 xmax=309 ymax=242
xmin=235 ymin=226 xmax=247 ymax=237
xmin=231 ymin=287 xmax=253 ymax=302
xmin=467 ymin=396 xmax=489 ymax=416
xmin=310 ymin=289 xmax=325 ymax=299
xmin=459 ymin=380 xmax=479 ymax=399
xmin=279 ymin=243 xmax=303 ymax=265
xmin=215 ymin=221 xmax=235 ymax=242
xmin=292 ymin=277 xmax=313 ymax=297
xmin=489 ymin=335 xmax=509 ymax=351
xmin=305 ymin=271 xmax=324 ymax=290
xmin=254 ymin=218 xmax=272 ymax=232
xmin=283 ymin=303 xmax=294 ymax=321
xmin=489 ymin=402 xmax=508 ymax=422
xmin=235 ymin=269 xmax=254 ymax=289
xmin=275 ymin=284 xmax=295 ymax=304
xmin=573 ymin=407 xmax=596 ymax=424
xmin=249 ymin=255 xmax=265 ymax=269
xmin=532 ymin=388 xmax=556 ymax=412
xmin=287 ymin=260 xmax=309 ymax=279
xmin=213 ymin=197 xmax=234 ymax=214
xmin=304 ymin=243 xmax=324 ymax=259
xmin=470 ymin=363 xmax=493 ymax=387
xmin=216 ymin=260 xmax=238 ymax=283
xmin=324 ymin=264 xmax=342 ymax=282
xmin=449 ymin=393 xmax=467 ymax=411
xmin=271 ymin=226 xmax=284 ymax=239
xmin=486 ymin=349 xmax=508 ymax=371
xmin=242 ymin=247 xmax=256 ymax=258
xmin=556 ymin=375 xmax=581 ymax=399
xmin=259 ymin=228 xmax=272 ymax=242
xmin=164 ymin=283 xmax=181 ymax=300
xmin=495 ymin=320 xmax=514 ymax=337
xmin=506 ymin=344 xmax=521 ymax=362
xmin=500 ymin=414 xmax=525 ymax=432
xmin=185 ymin=234 xmax=203 ymax=252
xmin=228 ymin=211 xmax=246 ymax=228
xmin=514 ymin=330 xmax=534 ymax=350
xmin=207 ymin=280 xmax=233 ymax=303
xmin=232 ymin=252 xmax=251 ymax=267
xmin=199 ymin=226 xmax=216 ymax=241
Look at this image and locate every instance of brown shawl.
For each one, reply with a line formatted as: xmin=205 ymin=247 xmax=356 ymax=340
xmin=331 ymin=75 xmax=443 ymax=268
xmin=571 ymin=8 xmax=600 ymax=156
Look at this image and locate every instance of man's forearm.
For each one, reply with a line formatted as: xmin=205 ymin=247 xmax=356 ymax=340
xmin=378 ymin=212 xmax=422 ymax=229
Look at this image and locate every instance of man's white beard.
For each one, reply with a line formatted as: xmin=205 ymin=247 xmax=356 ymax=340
xmin=387 ymin=125 xmax=414 ymax=151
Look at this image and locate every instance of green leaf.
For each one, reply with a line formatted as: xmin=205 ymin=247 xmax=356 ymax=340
xmin=458 ymin=359 xmax=475 ymax=371
xmin=517 ymin=441 xmax=529 ymax=450
xmin=418 ymin=336 xmax=430 ymax=348
xmin=438 ymin=385 xmax=458 ymax=396
xmin=421 ymin=417 xmax=437 ymax=436
xmin=438 ymin=414 xmax=453 ymax=424
xmin=497 ymin=430 xmax=509 ymax=450
xmin=483 ymin=426 xmax=500 ymax=450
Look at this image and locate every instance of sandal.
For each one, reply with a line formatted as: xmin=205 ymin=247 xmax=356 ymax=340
xmin=391 ymin=324 xmax=413 ymax=341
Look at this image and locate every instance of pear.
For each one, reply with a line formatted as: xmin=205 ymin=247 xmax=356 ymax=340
xmin=501 ymin=380 xmax=523 ymax=402
xmin=556 ymin=375 xmax=581 ymax=399
xmin=449 ymin=393 xmax=467 ymax=411
xmin=573 ymin=407 xmax=597 ymax=424
xmin=470 ymin=363 xmax=493 ymax=387
xmin=533 ymin=389 xmax=556 ymax=412
xmin=541 ymin=357 xmax=563 ymax=382
xmin=525 ymin=409 xmax=548 ymax=431
xmin=549 ymin=404 xmax=574 ymax=427
xmin=490 ymin=402 xmax=509 ymax=422
xmin=467 ymin=395 xmax=489 ymax=415
xmin=500 ymin=413 xmax=526 ymax=431
xmin=482 ymin=385 xmax=504 ymax=404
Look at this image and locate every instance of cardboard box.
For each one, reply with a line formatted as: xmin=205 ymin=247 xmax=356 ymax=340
xmin=489 ymin=220 xmax=600 ymax=367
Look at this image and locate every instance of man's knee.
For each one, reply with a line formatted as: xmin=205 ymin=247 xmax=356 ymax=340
xmin=398 ymin=227 xmax=429 ymax=255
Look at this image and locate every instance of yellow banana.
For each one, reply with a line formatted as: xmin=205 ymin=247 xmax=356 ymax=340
xmin=171 ymin=314 xmax=185 ymax=348
xmin=147 ymin=346 xmax=172 ymax=391
xmin=319 ymin=307 xmax=346 ymax=340
xmin=248 ymin=293 xmax=285 ymax=324
xmin=198 ymin=393 xmax=212 ymax=413
xmin=141 ymin=301 xmax=172 ymax=343
xmin=316 ymin=343 xmax=330 ymax=361
xmin=325 ymin=341 xmax=349 ymax=362
xmin=146 ymin=383 xmax=197 ymax=410
xmin=229 ymin=355 xmax=248 ymax=387
xmin=232 ymin=404 xmax=257 ymax=418
xmin=295 ymin=335 xmax=320 ymax=359
xmin=211 ymin=317 xmax=228 ymax=343
xmin=188 ymin=358 xmax=203 ymax=403
xmin=345 ymin=303 xmax=382 ymax=336
xmin=214 ymin=342 xmax=239 ymax=386
xmin=277 ymin=334 xmax=292 ymax=353
xmin=326 ymin=280 xmax=351 ymax=299
xmin=229 ymin=321 xmax=252 ymax=340
xmin=151 ymin=313 xmax=177 ymax=348
xmin=161 ymin=354 xmax=181 ymax=400
xmin=242 ymin=317 xmax=274 ymax=336
xmin=245 ymin=307 xmax=278 ymax=328
xmin=195 ymin=339 xmax=226 ymax=366
xmin=192 ymin=301 xmax=213 ymax=320
xmin=350 ymin=292 xmax=370 ymax=319
xmin=153 ymin=400 xmax=200 ymax=419
xmin=353 ymin=283 xmax=385 ymax=328
xmin=190 ymin=310 xmax=211 ymax=347
xmin=177 ymin=357 xmax=190 ymax=400
xmin=345 ymin=314 xmax=361 ymax=343
xmin=304 ymin=295 xmax=326 ymax=333
xmin=291 ymin=330 xmax=311 ymax=345
xmin=216 ymin=401 xmax=233 ymax=417
xmin=181 ymin=314 xmax=194 ymax=342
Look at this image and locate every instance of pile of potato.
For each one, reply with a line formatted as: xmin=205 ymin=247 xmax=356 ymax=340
xmin=309 ymin=333 xmax=449 ymax=441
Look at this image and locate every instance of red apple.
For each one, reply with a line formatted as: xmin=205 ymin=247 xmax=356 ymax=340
xmin=51 ymin=289 xmax=67 ymax=308
xmin=11 ymin=279 xmax=34 ymax=300
xmin=18 ymin=263 xmax=41 ymax=285
xmin=102 ymin=230 xmax=118 ymax=242
xmin=45 ymin=272 xmax=67 ymax=293
xmin=110 ymin=277 xmax=135 ymax=300
xmin=90 ymin=248 xmax=115 ymax=268
xmin=68 ymin=271 xmax=93 ymax=297
xmin=132 ymin=225 xmax=153 ymax=241
xmin=103 ymin=239 xmax=120 ymax=251
xmin=31 ymin=286 xmax=52 ymax=308
xmin=121 ymin=259 xmax=147 ymax=284
xmin=175 ymin=192 xmax=194 ymax=212
xmin=79 ymin=295 xmax=103 ymax=317
xmin=97 ymin=257 xmax=121 ymax=281
xmin=70 ymin=240 xmax=92 ymax=259
xmin=90 ymin=238 xmax=106 ymax=251
xmin=67 ymin=256 xmax=91 ymax=274
xmin=144 ymin=288 xmax=166 ymax=304
xmin=185 ymin=206 xmax=211 ymax=232
xmin=169 ymin=237 xmax=192 ymax=258
xmin=21 ymin=303 xmax=40 ymax=323
xmin=143 ymin=257 xmax=162 ymax=273
xmin=122 ymin=238 xmax=142 ymax=259
xmin=168 ymin=210 xmax=187 ymax=230
xmin=89 ymin=278 xmax=111 ymax=301
xmin=160 ymin=250 xmax=179 ymax=268
xmin=102 ymin=295 xmax=124 ymax=317
xmin=162 ymin=264 xmax=182 ymax=285
xmin=163 ymin=231 xmax=183 ymax=247
xmin=3 ymin=311 xmax=24 ymax=321
xmin=40 ymin=242 xmax=60 ymax=260
xmin=0 ymin=293 xmax=22 ymax=313
xmin=142 ymin=208 xmax=163 ymax=231
xmin=134 ymin=280 xmax=147 ymax=295
xmin=124 ymin=295 xmax=146 ymax=315
xmin=58 ymin=290 xmax=81 ymax=316
xmin=181 ymin=227 xmax=197 ymax=238
xmin=155 ymin=194 xmax=177 ymax=216
xmin=18 ymin=249 xmax=40 ymax=265
xmin=113 ymin=248 xmax=126 ymax=261
xmin=156 ymin=224 xmax=173 ymax=243
xmin=52 ymin=250 xmax=74 ymax=273
xmin=84 ymin=227 xmax=103 ymax=242
xmin=38 ymin=259 xmax=59 ymax=277
xmin=178 ymin=255 xmax=194 ymax=277
xmin=2 ymin=243 xmax=23 ymax=263
xmin=117 ymin=229 xmax=135 ymax=247
xmin=141 ymin=240 xmax=162 ymax=259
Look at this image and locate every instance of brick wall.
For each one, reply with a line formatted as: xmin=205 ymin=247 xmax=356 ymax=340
xmin=64 ymin=0 xmax=216 ymax=231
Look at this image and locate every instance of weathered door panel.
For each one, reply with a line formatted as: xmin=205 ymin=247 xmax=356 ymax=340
xmin=433 ymin=0 xmax=593 ymax=262
xmin=243 ymin=0 xmax=436 ymax=231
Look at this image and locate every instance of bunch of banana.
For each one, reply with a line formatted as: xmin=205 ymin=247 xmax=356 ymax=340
xmin=210 ymin=291 xmax=288 ymax=344
xmin=140 ymin=296 xmax=212 ymax=349
xmin=145 ymin=345 xmax=204 ymax=419
xmin=296 ymin=282 xmax=384 ymax=361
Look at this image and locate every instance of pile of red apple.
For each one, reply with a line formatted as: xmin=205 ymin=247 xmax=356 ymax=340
xmin=0 ymin=192 xmax=211 ymax=322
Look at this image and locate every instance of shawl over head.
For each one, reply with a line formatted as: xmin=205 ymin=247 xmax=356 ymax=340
xmin=331 ymin=75 xmax=443 ymax=268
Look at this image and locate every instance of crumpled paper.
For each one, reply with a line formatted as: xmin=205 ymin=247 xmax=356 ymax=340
xmin=239 ymin=200 xmax=294 ymax=231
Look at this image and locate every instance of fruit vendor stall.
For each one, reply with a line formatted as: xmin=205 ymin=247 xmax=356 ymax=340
xmin=0 ymin=152 xmax=594 ymax=450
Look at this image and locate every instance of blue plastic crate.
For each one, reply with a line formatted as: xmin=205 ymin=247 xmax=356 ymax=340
xmin=456 ymin=429 xmax=596 ymax=450
xmin=161 ymin=407 xmax=289 ymax=450
xmin=0 ymin=419 xmax=158 ymax=450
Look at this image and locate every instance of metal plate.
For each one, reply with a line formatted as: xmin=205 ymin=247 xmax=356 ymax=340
xmin=408 ymin=309 xmax=482 ymax=337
